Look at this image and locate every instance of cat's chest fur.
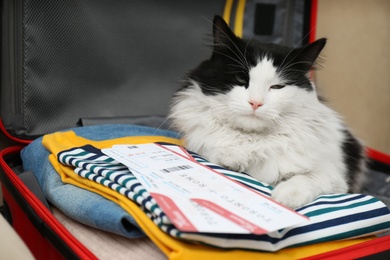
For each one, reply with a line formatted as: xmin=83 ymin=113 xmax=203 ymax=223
xmin=190 ymin=126 xmax=307 ymax=185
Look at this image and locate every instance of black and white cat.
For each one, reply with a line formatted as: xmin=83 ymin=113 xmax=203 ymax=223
xmin=169 ymin=16 xmax=366 ymax=209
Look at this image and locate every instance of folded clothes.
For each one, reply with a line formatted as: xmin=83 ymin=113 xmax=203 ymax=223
xmin=21 ymin=124 xmax=181 ymax=238
xmin=42 ymin=129 xmax=390 ymax=259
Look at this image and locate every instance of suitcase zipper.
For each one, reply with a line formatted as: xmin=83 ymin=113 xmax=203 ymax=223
xmin=1 ymin=0 xmax=25 ymax=135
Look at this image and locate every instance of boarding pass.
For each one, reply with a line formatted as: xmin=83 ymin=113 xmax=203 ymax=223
xmin=102 ymin=143 xmax=308 ymax=234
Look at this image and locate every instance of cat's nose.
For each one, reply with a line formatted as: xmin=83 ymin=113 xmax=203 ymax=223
xmin=249 ymin=101 xmax=263 ymax=110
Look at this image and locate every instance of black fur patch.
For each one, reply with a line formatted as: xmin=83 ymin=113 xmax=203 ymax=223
xmin=342 ymin=129 xmax=366 ymax=190
xmin=183 ymin=15 xmax=326 ymax=95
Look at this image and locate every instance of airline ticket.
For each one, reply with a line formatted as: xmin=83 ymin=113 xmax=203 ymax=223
xmin=102 ymin=143 xmax=308 ymax=234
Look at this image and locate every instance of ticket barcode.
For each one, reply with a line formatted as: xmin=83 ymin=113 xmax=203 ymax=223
xmin=161 ymin=165 xmax=193 ymax=173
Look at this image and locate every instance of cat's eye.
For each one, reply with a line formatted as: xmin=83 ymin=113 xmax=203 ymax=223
xmin=269 ymin=84 xmax=286 ymax=90
xmin=235 ymin=75 xmax=248 ymax=85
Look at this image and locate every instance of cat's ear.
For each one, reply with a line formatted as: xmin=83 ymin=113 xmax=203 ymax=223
xmin=293 ymin=38 xmax=327 ymax=70
xmin=212 ymin=15 xmax=237 ymax=48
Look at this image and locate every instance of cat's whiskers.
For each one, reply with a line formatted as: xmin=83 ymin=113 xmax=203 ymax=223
xmin=152 ymin=117 xmax=174 ymax=136
xmin=212 ymin=45 xmax=249 ymax=71
xmin=201 ymin=44 xmax=245 ymax=68
xmin=169 ymin=126 xmax=185 ymax=140
xmin=267 ymin=116 xmax=280 ymax=134
xmin=212 ymin=26 xmax=250 ymax=69
xmin=203 ymin=17 xmax=249 ymax=70
xmin=279 ymin=64 xmax=313 ymax=75
xmin=214 ymin=40 xmax=249 ymax=68
xmin=218 ymin=42 xmax=249 ymax=69
xmin=172 ymin=103 xmax=229 ymax=120
xmin=204 ymin=107 xmax=232 ymax=119
xmin=279 ymin=48 xmax=306 ymax=75
xmin=176 ymin=128 xmax=185 ymax=139
xmin=280 ymin=60 xmax=315 ymax=70
xmin=244 ymin=36 xmax=255 ymax=62
xmin=227 ymin=63 xmax=248 ymax=70
xmin=279 ymin=69 xmax=309 ymax=75
xmin=226 ymin=68 xmax=250 ymax=75
xmin=278 ymin=25 xmax=317 ymax=73
xmin=210 ymin=48 xmax=248 ymax=71
xmin=278 ymin=61 xmax=314 ymax=76
xmin=195 ymin=84 xmax=227 ymax=94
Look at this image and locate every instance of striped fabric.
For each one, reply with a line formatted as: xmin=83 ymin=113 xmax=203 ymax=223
xmin=57 ymin=143 xmax=390 ymax=252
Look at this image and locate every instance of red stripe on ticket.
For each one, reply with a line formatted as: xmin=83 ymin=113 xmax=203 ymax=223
xmin=191 ymin=198 xmax=268 ymax=235
xmin=151 ymin=192 xmax=198 ymax=232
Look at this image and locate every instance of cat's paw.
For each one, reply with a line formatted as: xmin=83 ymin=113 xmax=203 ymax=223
xmin=271 ymin=181 xmax=316 ymax=209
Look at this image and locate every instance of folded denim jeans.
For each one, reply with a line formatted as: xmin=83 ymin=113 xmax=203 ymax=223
xmin=21 ymin=124 xmax=180 ymax=238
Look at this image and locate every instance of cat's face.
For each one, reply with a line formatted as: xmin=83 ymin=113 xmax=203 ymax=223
xmin=174 ymin=16 xmax=326 ymax=133
xmin=222 ymin=57 xmax=311 ymax=131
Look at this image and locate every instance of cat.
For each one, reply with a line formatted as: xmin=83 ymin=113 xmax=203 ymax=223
xmin=168 ymin=15 xmax=366 ymax=209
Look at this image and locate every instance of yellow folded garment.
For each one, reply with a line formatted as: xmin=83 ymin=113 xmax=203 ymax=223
xmin=43 ymin=130 xmax=372 ymax=260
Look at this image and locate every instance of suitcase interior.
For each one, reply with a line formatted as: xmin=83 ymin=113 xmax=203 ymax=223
xmin=1 ymin=0 xmax=390 ymax=259
xmin=0 ymin=146 xmax=97 ymax=259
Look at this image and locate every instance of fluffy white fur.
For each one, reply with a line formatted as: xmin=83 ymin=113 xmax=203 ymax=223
xmin=170 ymin=58 xmax=350 ymax=209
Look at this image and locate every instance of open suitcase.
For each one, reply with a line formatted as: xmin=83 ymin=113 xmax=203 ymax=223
xmin=1 ymin=0 xmax=390 ymax=259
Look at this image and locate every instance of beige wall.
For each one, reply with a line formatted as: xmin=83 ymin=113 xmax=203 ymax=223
xmin=315 ymin=0 xmax=390 ymax=153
